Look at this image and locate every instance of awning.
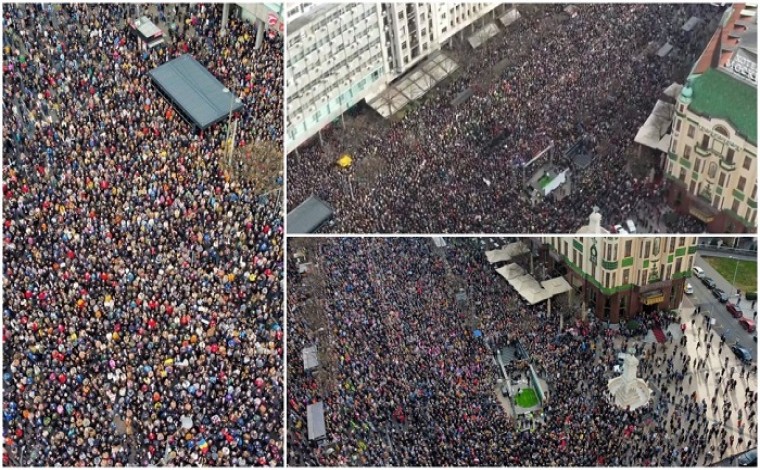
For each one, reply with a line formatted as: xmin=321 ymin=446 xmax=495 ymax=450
xmin=495 ymin=264 xmax=570 ymax=305
xmin=485 ymin=242 xmax=529 ymax=264
xmin=689 ymin=205 xmax=715 ymax=223
xmin=634 ymin=98 xmax=675 ymax=151
xmin=500 ymin=8 xmax=521 ymax=27
xmin=641 ymin=291 xmax=665 ymax=306
xmin=367 ymin=51 xmax=458 ymax=118
xmin=307 ymin=402 xmax=326 ymax=440
xmin=467 ymin=22 xmax=500 ymax=49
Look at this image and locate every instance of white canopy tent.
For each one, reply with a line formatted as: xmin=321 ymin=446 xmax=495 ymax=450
xmin=485 ymin=241 xmax=529 ymax=264
xmin=495 ymin=263 xmax=571 ymax=305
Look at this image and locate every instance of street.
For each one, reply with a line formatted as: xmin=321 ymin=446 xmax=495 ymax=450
xmin=688 ymin=253 xmax=757 ymax=360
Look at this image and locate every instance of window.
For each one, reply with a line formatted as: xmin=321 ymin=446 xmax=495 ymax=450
xmin=732 ymin=199 xmax=741 ymax=214
xmin=707 ymin=162 xmax=718 ymax=179
xmin=713 ymin=139 xmax=724 ymax=155
xmin=719 ymin=172 xmax=726 ymax=186
xmin=744 ymin=156 xmax=752 ymax=170
xmin=653 ymin=238 xmax=661 ymax=256
xmin=694 ymin=159 xmax=701 ymax=173
xmin=714 ymin=126 xmax=729 ymax=137
xmin=675 ymin=119 xmax=682 ymax=132
xmin=738 ymin=176 xmax=747 ymax=192
xmin=726 ymin=148 xmax=735 ymax=164
xmin=689 ymin=179 xmax=697 ymax=193
xmin=624 ymin=240 xmax=632 ymax=257
xmin=684 ymin=145 xmax=691 ymax=160
xmin=687 ymin=125 xmax=695 ymax=138
xmin=679 ymin=168 xmax=687 ymax=181
xmin=701 ymin=134 xmax=710 ymax=149
xmin=669 ymin=238 xmax=676 ymax=252
xmin=642 ymin=240 xmax=650 ymax=258
xmin=713 ymin=194 xmax=721 ymax=208
xmin=752 ymin=184 xmax=757 ymax=200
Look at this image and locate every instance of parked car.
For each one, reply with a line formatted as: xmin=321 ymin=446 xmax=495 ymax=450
xmin=684 ymin=282 xmax=694 ymax=295
xmin=712 ymin=288 xmax=728 ymax=303
xmin=731 ymin=345 xmax=752 ymax=364
xmin=692 ymin=266 xmax=705 ymax=279
xmin=739 ymin=317 xmax=756 ymax=333
xmin=737 ymin=449 xmax=757 ymax=466
xmin=702 ymin=277 xmax=716 ymax=289
xmin=746 ymin=291 xmax=758 ymax=301
xmin=726 ymin=302 xmax=743 ymax=318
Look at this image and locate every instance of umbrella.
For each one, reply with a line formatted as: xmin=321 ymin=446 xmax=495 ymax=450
xmin=337 ymin=154 xmax=353 ymax=168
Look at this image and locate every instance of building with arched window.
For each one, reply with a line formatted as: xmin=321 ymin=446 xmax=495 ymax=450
xmin=543 ymin=227 xmax=697 ymax=323
xmin=664 ymin=3 xmax=757 ymax=233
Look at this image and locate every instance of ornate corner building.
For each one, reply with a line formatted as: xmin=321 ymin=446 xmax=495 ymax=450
xmin=665 ymin=3 xmax=757 ymax=233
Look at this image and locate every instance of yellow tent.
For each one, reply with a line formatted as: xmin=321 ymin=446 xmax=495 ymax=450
xmin=337 ymin=154 xmax=353 ymax=168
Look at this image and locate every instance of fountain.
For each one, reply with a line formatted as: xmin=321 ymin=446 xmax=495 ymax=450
xmin=607 ymin=353 xmax=652 ymax=411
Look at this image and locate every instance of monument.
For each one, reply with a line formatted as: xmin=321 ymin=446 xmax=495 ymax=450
xmin=607 ymin=353 xmax=652 ymax=411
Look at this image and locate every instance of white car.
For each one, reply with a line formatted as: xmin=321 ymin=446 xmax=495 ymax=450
xmin=684 ymin=282 xmax=694 ymax=295
xmin=692 ymin=266 xmax=705 ymax=279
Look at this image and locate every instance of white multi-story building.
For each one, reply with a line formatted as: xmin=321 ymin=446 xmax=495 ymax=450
xmin=286 ymin=2 xmax=501 ymax=152
xmin=286 ymin=3 xmax=387 ymax=152
xmin=380 ymin=3 xmax=498 ymax=78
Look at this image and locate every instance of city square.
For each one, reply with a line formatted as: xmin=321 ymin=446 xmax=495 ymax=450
xmin=3 ymin=3 xmax=284 ymax=466
xmin=286 ymin=3 xmax=757 ymax=234
xmin=287 ymin=236 xmax=757 ymax=466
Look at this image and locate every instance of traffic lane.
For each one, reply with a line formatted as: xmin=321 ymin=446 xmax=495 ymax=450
xmin=688 ymin=276 xmax=756 ymax=359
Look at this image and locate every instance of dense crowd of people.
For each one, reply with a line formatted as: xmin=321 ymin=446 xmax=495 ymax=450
xmin=287 ymin=237 xmax=756 ymax=466
xmin=287 ymin=4 xmax=719 ymax=233
xmin=3 ymin=4 xmax=284 ymax=466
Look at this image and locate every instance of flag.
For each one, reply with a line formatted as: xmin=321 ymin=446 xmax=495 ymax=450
xmin=198 ymin=438 xmax=209 ymax=454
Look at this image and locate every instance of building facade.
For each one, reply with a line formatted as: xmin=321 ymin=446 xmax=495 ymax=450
xmin=543 ymin=236 xmax=698 ymax=324
xmin=380 ymin=3 xmax=498 ymax=79
xmin=665 ymin=4 xmax=757 ymax=233
xmin=285 ymin=2 xmax=500 ymax=152
xmin=286 ymin=3 xmax=387 ymax=152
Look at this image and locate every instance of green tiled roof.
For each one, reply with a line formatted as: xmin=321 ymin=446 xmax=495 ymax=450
xmin=689 ymin=68 xmax=757 ymax=145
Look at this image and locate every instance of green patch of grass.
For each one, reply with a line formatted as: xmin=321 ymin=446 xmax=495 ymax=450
xmin=702 ymin=257 xmax=757 ymax=294
xmin=538 ymin=174 xmax=553 ymax=189
xmin=514 ymin=388 xmax=539 ymax=408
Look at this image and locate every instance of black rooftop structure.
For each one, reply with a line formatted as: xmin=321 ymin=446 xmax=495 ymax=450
xmin=149 ymin=54 xmax=244 ymax=130
xmin=287 ymin=196 xmax=334 ymax=233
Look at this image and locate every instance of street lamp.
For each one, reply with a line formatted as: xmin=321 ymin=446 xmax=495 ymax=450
xmin=222 ymin=88 xmax=242 ymax=170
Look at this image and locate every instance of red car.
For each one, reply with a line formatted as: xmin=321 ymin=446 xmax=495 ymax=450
xmin=726 ymin=303 xmax=743 ymax=318
xmin=739 ymin=317 xmax=756 ymax=333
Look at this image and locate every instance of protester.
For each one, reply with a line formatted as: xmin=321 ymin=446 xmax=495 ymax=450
xmin=287 ymin=4 xmax=718 ymax=233
xmin=3 ymin=4 xmax=283 ymax=466
xmin=287 ymin=237 xmax=756 ymax=466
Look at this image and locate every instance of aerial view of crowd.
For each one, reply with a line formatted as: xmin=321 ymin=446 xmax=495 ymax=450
xmin=287 ymin=237 xmax=756 ymax=466
xmin=3 ymin=4 xmax=283 ymax=466
xmin=287 ymin=4 xmax=719 ymax=233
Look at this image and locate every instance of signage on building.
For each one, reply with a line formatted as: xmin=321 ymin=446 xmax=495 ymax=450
xmin=697 ymin=125 xmax=741 ymax=149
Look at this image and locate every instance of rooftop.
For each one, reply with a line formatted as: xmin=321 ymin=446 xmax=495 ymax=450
xmin=689 ymin=67 xmax=757 ymax=144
